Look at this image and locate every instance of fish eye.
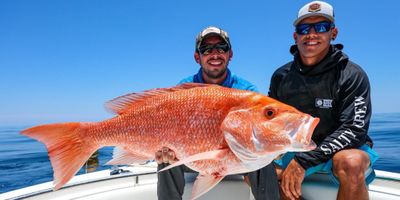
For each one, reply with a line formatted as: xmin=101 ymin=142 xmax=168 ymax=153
xmin=264 ymin=108 xmax=275 ymax=119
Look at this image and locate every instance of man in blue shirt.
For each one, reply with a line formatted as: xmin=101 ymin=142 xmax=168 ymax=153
xmin=155 ymin=26 xmax=279 ymax=200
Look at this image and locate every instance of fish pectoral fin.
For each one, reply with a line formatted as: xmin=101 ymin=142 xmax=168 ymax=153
xmin=106 ymin=147 xmax=150 ymax=165
xmin=158 ymin=149 xmax=229 ymax=173
xmin=191 ymin=174 xmax=225 ymax=200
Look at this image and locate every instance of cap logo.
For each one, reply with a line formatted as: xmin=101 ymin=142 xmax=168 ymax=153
xmin=308 ymin=3 xmax=321 ymax=12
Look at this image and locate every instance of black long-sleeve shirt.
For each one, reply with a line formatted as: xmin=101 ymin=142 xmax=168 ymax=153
xmin=268 ymin=44 xmax=373 ymax=170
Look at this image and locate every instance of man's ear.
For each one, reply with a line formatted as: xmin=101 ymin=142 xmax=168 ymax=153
xmin=331 ymin=27 xmax=338 ymax=41
xmin=293 ymin=32 xmax=298 ymax=44
xmin=229 ymin=50 xmax=233 ymax=60
xmin=194 ymin=52 xmax=200 ymax=63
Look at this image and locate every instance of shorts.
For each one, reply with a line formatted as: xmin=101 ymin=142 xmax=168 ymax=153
xmin=274 ymin=144 xmax=379 ymax=185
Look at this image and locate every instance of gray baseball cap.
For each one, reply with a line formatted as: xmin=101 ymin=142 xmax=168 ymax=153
xmin=195 ymin=26 xmax=231 ymax=51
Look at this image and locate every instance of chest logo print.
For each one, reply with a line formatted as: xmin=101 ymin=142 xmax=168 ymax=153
xmin=315 ymin=98 xmax=333 ymax=109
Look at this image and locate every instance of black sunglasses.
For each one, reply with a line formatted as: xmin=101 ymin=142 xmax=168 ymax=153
xmin=296 ymin=21 xmax=335 ymax=35
xmin=198 ymin=43 xmax=230 ymax=55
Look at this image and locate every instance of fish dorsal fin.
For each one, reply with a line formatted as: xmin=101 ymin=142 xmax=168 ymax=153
xmin=105 ymin=83 xmax=216 ymax=115
xmin=158 ymin=149 xmax=229 ymax=173
xmin=191 ymin=174 xmax=225 ymax=200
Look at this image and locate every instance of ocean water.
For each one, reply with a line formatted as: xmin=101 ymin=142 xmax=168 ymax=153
xmin=0 ymin=113 xmax=399 ymax=194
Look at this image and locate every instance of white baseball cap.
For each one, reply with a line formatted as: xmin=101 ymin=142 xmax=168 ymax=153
xmin=293 ymin=1 xmax=335 ymax=26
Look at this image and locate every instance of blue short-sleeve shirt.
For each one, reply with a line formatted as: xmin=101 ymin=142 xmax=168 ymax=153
xmin=179 ymin=68 xmax=258 ymax=92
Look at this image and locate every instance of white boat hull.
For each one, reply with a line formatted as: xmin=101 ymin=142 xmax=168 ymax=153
xmin=1 ymin=164 xmax=399 ymax=200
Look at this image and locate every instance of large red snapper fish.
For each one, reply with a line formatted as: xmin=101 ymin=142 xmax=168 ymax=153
xmin=21 ymin=83 xmax=319 ymax=200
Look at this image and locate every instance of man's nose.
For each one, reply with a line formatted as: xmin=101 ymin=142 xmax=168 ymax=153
xmin=308 ymin=26 xmax=318 ymax=34
xmin=210 ymin=52 xmax=220 ymax=59
xmin=210 ymin=48 xmax=220 ymax=55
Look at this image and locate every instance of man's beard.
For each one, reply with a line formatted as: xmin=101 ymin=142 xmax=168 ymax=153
xmin=203 ymin=67 xmax=227 ymax=79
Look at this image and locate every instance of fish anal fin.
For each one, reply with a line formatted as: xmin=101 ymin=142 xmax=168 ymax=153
xmin=191 ymin=174 xmax=225 ymax=200
xmin=158 ymin=149 xmax=229 ymax=172
xmin=105 ymin=83 xmax=218 ymax=115
xmin=106 ymin=147 xmax=150 ymax=165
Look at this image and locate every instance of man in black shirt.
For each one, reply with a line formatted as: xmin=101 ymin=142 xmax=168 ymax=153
xmin=268 ymin=1 xmax=378 ymax=200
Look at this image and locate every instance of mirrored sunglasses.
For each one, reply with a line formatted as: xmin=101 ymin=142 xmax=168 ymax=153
xmin=296 ymin=21 xmax=335 ymax=35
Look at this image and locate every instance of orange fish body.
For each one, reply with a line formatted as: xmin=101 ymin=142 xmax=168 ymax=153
xmin=22 ymin=83 xmax=319 ymax=199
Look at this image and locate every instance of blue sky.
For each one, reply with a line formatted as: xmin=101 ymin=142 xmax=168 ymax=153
xmin=1 ymin=0 xmax=399 ymax=125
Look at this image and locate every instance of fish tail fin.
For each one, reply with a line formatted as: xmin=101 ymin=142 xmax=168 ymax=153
xmin=21 ymin=122 xmax=98 ymax=190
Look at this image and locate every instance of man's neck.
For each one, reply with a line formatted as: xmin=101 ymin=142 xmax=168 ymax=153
xmin=300 ymin=48 xmax=330 ymax=67
xmin=202 ymin=73 xmax=227 ymax=85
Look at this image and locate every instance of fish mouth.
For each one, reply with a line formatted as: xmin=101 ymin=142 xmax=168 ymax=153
xmin=301 ymin=115 xmax=319 ymax=149
xmin=305 ymin=116 xmax=319 ymax=140
xmin=289 ymin=115 xmax=319 ymax=151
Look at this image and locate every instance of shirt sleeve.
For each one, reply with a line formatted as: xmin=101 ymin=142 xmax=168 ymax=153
xmin=294 ymin=67 xmax=372 ymax=169
xmin=248 ymin=84 xmax=259 ymax=92
xmin=178 ymin=76 xmax=193 ymax=85
xmin=268 ymin=71 xmax=283 ymax=99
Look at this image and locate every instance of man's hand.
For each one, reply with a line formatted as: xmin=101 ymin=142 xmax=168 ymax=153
xmin=155 ymin=147 xmax=177 ymax=164
xmin=281 ymin=159 xmax=305 ymax=200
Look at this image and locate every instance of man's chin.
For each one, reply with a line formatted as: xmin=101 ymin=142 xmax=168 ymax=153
xmin=205 ymin=70 xmax=226 ymax=79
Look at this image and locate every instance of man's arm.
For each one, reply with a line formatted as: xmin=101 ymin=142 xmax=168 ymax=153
xmin=268 ymin=74 xmax=280 ymax=99
xmin=268 ymin=67 xmax=287 ymax=99
xmin=295 ymin=65 xmax=372 ymax=170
